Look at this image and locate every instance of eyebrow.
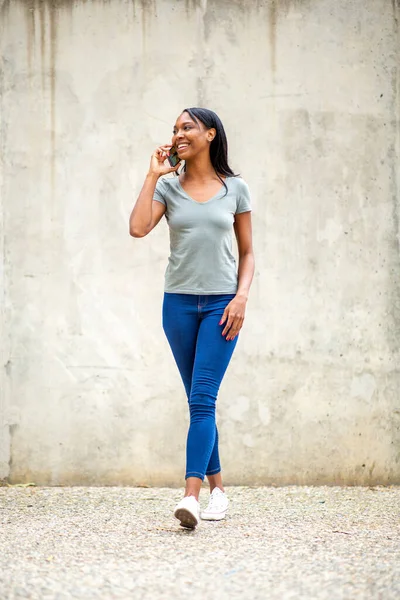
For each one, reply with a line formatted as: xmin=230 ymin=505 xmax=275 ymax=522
xmin=173 ymin=121 xmax=196 ymax=130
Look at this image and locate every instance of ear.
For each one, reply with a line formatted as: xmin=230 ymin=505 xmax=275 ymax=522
xmin=207 ymin=128 xmax=216 ymax=142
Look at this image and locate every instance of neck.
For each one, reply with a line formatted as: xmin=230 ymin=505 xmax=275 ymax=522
xmin=183 ymin=153 xmax=219 ymax=182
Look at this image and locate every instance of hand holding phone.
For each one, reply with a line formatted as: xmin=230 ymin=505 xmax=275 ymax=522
xmin=149 ymin=145 xmax=181 ymax=176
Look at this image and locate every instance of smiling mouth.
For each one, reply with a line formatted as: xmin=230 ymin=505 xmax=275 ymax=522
xmin=177 ymin=144 xmax=189 ymax=151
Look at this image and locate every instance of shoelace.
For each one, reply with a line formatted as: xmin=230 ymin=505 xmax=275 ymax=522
xmin=205 ymin=490 xmax=227 ymax=511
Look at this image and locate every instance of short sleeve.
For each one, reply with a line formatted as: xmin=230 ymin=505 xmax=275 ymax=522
xmin=153 ymin=177 xmax=167 ymax=206
xmin=235 ymin=179 xmax=252 ymax=214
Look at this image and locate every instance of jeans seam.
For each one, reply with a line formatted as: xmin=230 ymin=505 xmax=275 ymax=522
xmin=185 ymin=471 xmax=205 ymax=479
xmin=205 ymin=468 xmax=221 ymax=476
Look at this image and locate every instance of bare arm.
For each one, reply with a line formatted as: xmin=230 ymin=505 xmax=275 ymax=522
xmin=129 ymin=145 xmax=180 ymax=238
xmin=220 ymin=211 xmax=254 ymax=340
xmin=129 ymin=173 xmax=166 ymax=237
xmin=234 ymin=211 xmax=255 ymax=300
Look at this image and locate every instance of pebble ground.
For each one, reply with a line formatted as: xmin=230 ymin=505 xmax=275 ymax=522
xmin=0 ymin=485 xmax=399 ymax=599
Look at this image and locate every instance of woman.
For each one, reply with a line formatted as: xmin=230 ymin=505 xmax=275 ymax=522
xmin=129 ymin=107 xmax=254 ymax=528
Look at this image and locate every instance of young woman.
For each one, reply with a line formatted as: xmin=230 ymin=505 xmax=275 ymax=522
xmin=129 ymin=107 xmax=254 ymax=528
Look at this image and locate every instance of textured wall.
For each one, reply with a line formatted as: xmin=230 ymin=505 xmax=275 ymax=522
xmin=0 ymin=0 xmax=399 ymax=485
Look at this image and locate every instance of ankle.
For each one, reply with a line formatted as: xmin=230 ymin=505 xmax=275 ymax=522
xmin=184 ymin=476 xmax=202 ymax=501
xmin=184 ymin=492 xmax=199 ymax=501
xmin=210 ymin=485 xmax=224 ymax=494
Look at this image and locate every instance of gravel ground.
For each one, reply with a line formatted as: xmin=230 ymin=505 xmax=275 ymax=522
xmin=0 ymin=485 xmax=399 ymax=600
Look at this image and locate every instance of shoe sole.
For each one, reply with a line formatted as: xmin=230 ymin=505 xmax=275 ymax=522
xmin=200 ymin=511 xmax=227 ymax=521
xmin=174 ymin=507 xmax=199 ymax=529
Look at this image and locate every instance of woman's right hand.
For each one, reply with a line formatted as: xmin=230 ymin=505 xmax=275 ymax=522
xmin=149 ymin=145 xmax=181 ymax=177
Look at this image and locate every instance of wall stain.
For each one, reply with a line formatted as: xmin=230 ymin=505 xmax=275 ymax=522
xmin=38 ymin=1 xmax=46 ymax=91
xmin=49 ymin=2 xmax=57 ymax=197
xmin=196 ymin=0 xmax=206 ymax=107
xmin=17 ymin=1 xmax=59 ymax=194
xmin=184 ymin=0 xmax=201 ymax=17
xmin=268 ymin=0 xmax=277 ymax=76
xmin=24 ymin=1 xmax=36 ymax=73
xmin=2 ymin=0 xmax=110 ymax=10
xmin=136 ymin=0 xmax=156 ymax=65
xmin=392 ymin=0 xmax=400 ymax=22
xmin=387 ymin=0 xmax=400 ymax=354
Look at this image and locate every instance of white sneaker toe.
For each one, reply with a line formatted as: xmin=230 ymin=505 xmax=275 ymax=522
xmin=200 ymin=487 xmax=229 ymax=521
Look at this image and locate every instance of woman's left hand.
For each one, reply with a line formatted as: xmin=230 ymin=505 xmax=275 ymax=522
xmin=219 ymin=295 xmax=247 ymax=341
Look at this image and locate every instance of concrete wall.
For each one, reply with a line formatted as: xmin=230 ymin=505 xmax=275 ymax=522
xmin=0 ymin=0 xmax=399 ymax=486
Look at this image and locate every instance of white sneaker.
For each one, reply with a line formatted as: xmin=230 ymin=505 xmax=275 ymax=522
xmin=201 ymin=487 xmax=229 ymax=521
xmin=174 ymin=495 xmax=200 ymax=529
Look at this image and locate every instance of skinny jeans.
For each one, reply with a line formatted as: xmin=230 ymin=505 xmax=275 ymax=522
xmin=162 ymin=293 xmax=238 ymax=480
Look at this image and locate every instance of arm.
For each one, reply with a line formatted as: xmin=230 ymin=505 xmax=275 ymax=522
xmin=220 ymin=211 xmax=255 ymax=340
xmin=129 ymin=174 xmax=166 ymax=238
xmin=129 ymin=145 xmax=180 ymax=238
xmin=234 ymin=211 xmax=255 ymax=300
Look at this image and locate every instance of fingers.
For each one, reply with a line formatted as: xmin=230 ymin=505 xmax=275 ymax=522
xmin=219 ymin=309 xmax=228 ymax=326
xmin=221 ymin=313 xmax=234 ymax=337
xmin=167 ymin=162 xmax=181 ymax=173
xmin=154 ymin=145 xmax=173 ymax=162
xmin=221 ymin=314 xmax=244 ymax=339
xmin=155 ymin=147 xmax=170 ymax=162
xmin=226 ymin=316 xmax=243 ymax=341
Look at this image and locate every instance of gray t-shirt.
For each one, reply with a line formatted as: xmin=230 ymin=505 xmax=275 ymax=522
xmin=153 ymin=175 xmax=251 ymax=294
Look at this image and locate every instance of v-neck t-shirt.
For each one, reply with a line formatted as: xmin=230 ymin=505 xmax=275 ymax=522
xmin=153 ymin=175 xmax=252 ymax=294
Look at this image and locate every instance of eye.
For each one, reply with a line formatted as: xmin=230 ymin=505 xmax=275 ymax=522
xmin=184 ymin=125 xmax=192 ymax=130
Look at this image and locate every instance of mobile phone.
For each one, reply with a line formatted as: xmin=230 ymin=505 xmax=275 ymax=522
xmin=167 ymin=146 xmax=181 ymax=167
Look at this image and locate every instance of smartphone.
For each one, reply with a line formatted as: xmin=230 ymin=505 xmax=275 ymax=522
xmin=167 ymin=146 xmax=181 ymax=167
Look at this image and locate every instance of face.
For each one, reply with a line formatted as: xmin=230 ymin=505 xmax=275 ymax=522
xmin=172 ymin=112 xmax=216 ymax=160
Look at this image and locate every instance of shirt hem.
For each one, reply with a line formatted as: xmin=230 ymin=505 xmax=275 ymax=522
xmin=164 ymin=288 xmax=237 ymax=295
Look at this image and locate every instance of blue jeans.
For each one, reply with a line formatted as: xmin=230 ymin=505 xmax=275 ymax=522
xmin=162 ymin=293 xmax=239 ymax=480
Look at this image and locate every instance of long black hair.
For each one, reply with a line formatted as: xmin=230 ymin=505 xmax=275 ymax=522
xmin=181 ymin=107 xmax=238 ymax=193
